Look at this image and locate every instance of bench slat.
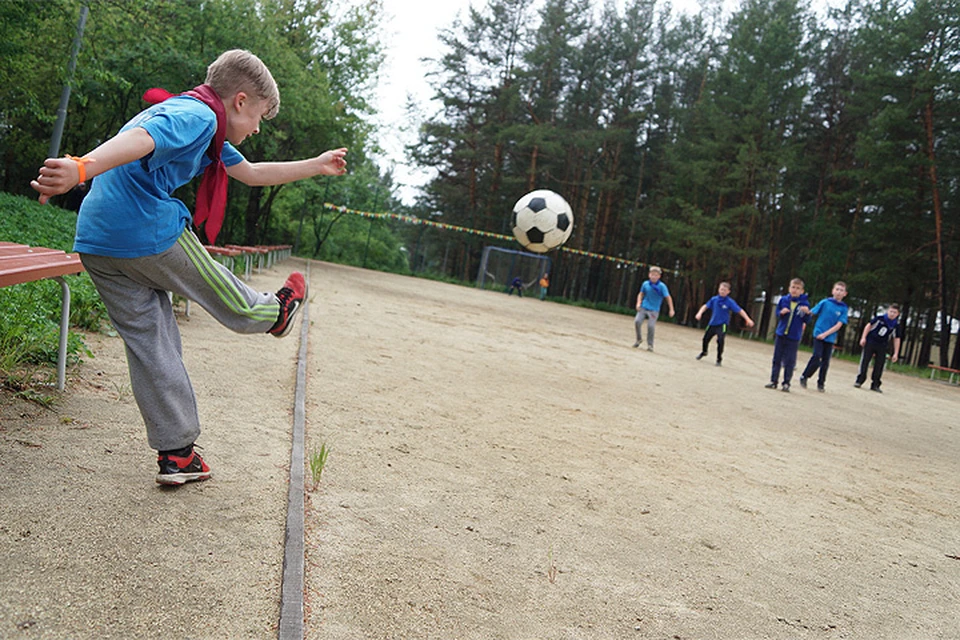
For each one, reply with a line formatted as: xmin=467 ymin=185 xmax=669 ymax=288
xmin=0 ymin=253 xmax=84 ymax=287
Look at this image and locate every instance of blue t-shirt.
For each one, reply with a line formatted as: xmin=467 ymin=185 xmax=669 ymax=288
xmin=74 ymin=96 xmax=245 ymax=258
xmin=704 ymin=295 xmax=742 ymax=326
xmin=774 ymin=293 xmax=809 ymax=341
xmin=865 ymin=314 xmax=902 ymax=345
xmin=640 ymin=280 xmax=670 ymax=312
xmin=809 ymin=297 xmax=849 ymax=343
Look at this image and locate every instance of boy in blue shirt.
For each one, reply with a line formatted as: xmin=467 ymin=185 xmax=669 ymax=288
xmin=765 ymin=278 xmax=810 ymax=392
xmin=633 ymin=266 xmax=675 ymax=352
xmin=799 ymin=281 xmax=849 ymax=392
xmin=31 ymin=49 xmax=348 ymax=485
xmin=694 ymin=281 xmax=755 ymax=366
xmin=855 ymin=304 xmax=903 ymax=393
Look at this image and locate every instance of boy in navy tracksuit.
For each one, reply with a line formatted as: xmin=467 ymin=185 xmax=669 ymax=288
xmin=694 ymin=281 xmax=755 ymax=366
xmin=765 ymin=278 xmax=810 ymax=392
xmin=856 ymin=304 xmax=903 ymax=392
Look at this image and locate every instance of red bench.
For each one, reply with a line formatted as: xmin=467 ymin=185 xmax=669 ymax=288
xmin=928 ymin=364 xmax=960 ymax=385
xmin=0 ymin=242 xmax=85 ymax=391
xmin=223 ymin=244 xmax=294 ymax=278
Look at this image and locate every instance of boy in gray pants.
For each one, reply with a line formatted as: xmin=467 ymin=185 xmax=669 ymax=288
xmin=633 ymin=266 xmax=675 ymax=351
xmin=31 ymin=49 xmax=348 ymax=485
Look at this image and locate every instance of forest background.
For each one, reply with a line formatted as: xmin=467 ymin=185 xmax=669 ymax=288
xmin=1 ymin=0 xmax=958 ymax=372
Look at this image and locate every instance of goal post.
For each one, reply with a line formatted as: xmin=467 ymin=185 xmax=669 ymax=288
xmin=477 ymin=245 xmax=552 ymax=293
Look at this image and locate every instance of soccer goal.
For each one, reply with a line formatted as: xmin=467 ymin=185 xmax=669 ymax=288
xmin=477 ymin=245 xmax=551 ymax=293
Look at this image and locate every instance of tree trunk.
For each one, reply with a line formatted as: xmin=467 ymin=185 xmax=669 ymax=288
xmin=923 ymin=96 xmax=949 ymax=367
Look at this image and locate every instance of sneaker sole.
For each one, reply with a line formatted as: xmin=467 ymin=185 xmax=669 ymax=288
xmin=156 ymin=471 xmax=212 ymax=485
xmin=272 ymin=284 xmax=308 ymax=338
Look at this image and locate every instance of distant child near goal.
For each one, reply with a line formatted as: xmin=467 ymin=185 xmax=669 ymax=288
xmin=765 ymin=278 xmax=810 ymax=392
xmin=694 ymin=282 xmax=755 ymax=366
xmin=30 ymin=49 xmax=348 ymax=485
xmin=798 ymin=281 xmax=849 ymax=392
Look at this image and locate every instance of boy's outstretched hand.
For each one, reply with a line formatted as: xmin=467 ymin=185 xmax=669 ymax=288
xmin=31 ymin=157 xmax=91 ymax=205
xmin=317 ymin=148 xmax=348 ymax=176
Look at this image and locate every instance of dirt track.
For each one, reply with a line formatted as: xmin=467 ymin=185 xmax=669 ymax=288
xmin=2 ymin=259 xmax=959 ymax=639
xmin=303 ymin=262 xmax=960 ymax=640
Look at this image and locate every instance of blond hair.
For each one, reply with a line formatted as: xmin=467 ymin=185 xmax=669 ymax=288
xmin=205 ymin=49 xmax=280 ymax=119
xmin=649 ymin=265 xmax=662 ymax=274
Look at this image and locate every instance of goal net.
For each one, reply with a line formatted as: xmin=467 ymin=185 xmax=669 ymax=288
xmin=476 ymin=246 xmax=552 ymax=293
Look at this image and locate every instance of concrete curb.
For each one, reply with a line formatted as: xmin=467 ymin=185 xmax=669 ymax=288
xmin=278 ymin=261 xmax=309 ymax=639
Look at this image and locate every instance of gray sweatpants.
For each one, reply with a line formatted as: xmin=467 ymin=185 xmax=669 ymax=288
xmin=81 ymin=230 xmax=281 ymax=451
xmin=634 ymin=308 xmax=660 ymax=347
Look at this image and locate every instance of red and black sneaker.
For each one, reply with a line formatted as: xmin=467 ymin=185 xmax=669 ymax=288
xmin=268 ymin=272 xmax=307 ymax=338
xmin=156 ymin=446 xmax=212 ymax=486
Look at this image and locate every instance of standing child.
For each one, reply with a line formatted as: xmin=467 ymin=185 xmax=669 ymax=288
xmin=694 ymin=281 xmax=755 ymax=366
xmin=30 ymin=49 xmax=348 ymax=485
xmin=799 ymin=281 xmax=849 ymax=392
xmin=765 ymin=278 xmax=810 ymax=392
xmin=633 ymin=266 xmax=675 ymax=351
xmin=855 ymin=304 xmax=903 ymax=393
xmin=539 ymin=272 xmax=550 ymax=300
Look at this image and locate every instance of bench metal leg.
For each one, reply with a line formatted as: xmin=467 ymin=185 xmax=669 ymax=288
xmin=54 ymin=277 xmax=70 ymax=392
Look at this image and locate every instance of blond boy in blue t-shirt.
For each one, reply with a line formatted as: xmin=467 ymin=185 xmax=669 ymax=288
xmin=31 ymin=49 xmax=348 ymax=485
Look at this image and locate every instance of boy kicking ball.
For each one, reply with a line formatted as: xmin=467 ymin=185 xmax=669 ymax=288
xmin=31 ymin=49 xmax=348 ymax=485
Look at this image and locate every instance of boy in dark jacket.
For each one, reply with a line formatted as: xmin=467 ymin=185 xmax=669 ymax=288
xmin=765 ymin=278 xmax=810 ymax=392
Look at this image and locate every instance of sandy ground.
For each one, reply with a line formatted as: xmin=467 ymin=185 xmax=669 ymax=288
xmin=303 ymin=263 xmax=960 ymax=640
xmin=2 ymin=259 xmax=959 ymax=639
xmin=0 ymin=265 xmax=303 ymax=639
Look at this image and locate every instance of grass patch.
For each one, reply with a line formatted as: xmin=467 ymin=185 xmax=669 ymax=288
xmin=308 ymin=442 xmax=331 ymax=490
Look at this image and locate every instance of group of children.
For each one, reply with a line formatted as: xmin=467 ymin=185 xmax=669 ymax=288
xmin=633 ymin=268 xmax=904 ymax=394
xmin=26 ymin=44 xmax=907 ymax=487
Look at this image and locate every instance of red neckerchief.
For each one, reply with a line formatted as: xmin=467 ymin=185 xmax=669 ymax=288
xmin=143 ymin=85 xmax=228 ymax=244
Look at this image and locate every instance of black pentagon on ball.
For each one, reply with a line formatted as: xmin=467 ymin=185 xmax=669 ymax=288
xmin=556 ymin=212 xmax=571 ymax=232
xmin=527 ymin=197 xmax=547 ymax=213
xmin=526 ymin=227 xmax=545 ymax=244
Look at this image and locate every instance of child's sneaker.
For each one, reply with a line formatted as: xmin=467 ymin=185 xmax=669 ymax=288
xmin=268 ymin=272 xmax=307 ymax=338
xmin=799 ymin=376 xmax=808 ymax=389
xmin=764 ymin=382 xmax=778 ymax=389
xmin=696 ymin=352 xmax=706 ymax=360
xmin=156 ymin=446 xmax=211 ymax=485
xmin=781 ymin=382 xmax=791 ymax=392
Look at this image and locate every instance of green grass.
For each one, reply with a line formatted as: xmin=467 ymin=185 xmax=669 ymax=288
xmin=308 ymin=442 xmax=331 ymax=491
xmin=0 ymin=192 xmax=108 ymax=392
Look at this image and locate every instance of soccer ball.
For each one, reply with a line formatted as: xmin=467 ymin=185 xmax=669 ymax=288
xmin=511 ymin=189 xmax=574 ymax=253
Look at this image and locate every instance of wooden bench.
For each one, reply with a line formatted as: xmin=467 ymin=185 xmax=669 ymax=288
xmin=0 ymin=243 xmax=85 ymax=391
xmin=928 ymin=364 xmax=960 ymax=385
xmin=203 ymin=245 xmax=243 ymax=273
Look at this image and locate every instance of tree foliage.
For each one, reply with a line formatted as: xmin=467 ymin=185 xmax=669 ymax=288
xmin=0 ymin=0 xmax=401 ymax=252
